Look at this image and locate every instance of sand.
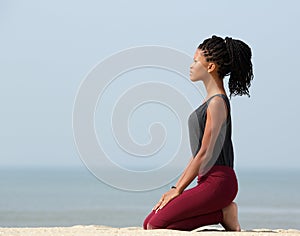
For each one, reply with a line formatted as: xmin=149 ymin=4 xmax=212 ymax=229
xmin=0 ymin=225 xmax=299 ymax=236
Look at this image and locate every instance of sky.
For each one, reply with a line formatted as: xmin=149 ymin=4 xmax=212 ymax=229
xmin=1 ymin=0 xmax=300 ymax=171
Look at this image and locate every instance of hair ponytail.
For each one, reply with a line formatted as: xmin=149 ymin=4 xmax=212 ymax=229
xmin=198 ymin=35 xmax=254 ymax=98
xmin=225 ymin=37 xmax=254 ymax=97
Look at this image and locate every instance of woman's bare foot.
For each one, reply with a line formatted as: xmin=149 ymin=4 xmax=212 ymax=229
xmin=221 ymin=202 xmax=241 ymax=231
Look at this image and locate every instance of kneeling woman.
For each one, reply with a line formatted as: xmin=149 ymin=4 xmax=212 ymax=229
xmin=143 ymin=35 xmax=254 ymax=231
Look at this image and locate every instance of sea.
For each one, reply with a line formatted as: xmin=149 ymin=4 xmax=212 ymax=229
xmin=0 ymin=166 xmax=299 ymax=230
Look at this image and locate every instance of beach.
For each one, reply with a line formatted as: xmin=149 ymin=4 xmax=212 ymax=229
xmin=1 ymin=225 xmax=300 ymax=236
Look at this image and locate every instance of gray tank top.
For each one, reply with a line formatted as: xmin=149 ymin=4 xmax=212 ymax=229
xmin=188 ymin=94 xmax=234 ymax=168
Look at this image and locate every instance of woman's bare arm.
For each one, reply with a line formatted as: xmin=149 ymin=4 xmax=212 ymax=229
xmin=174 ymin=156 xmax=193 ymax=186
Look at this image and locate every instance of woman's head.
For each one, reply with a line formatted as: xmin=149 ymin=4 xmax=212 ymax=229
xmin=191 ymin=35 xmax=254 ymax=97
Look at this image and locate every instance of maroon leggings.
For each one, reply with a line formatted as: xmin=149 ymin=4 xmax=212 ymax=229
xmin=143 ymin=165 xmax=238 ymax=231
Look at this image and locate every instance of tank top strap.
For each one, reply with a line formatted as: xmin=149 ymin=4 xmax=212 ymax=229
xmin=206 ymin=94 xmax=231 ymax=118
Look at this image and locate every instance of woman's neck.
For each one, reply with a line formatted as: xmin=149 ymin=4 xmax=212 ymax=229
xmin=203 ymin=75 xmax=226 ymax=99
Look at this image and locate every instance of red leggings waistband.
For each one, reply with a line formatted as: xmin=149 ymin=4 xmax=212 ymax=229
xmin=197 ymin=165 xmax=236 ymax=181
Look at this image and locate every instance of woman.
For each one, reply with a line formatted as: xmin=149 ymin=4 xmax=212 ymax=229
xmin=143 ymin=35 xmax=254 ymax=231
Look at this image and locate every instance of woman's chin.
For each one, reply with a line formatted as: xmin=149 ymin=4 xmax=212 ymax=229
xmin=190 ymin=77 xmax=198 ymax=82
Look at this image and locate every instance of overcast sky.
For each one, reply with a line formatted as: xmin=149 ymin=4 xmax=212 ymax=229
xmin=1 ymin=0 xmax=300 ymax=171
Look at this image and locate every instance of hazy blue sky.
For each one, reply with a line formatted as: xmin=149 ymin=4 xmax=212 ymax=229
xmin=1 ymin=0 xmax=300 ymax=170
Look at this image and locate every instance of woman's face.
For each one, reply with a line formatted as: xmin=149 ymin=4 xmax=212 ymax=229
xmin=190 ymin=49 xmax=210 ymax=82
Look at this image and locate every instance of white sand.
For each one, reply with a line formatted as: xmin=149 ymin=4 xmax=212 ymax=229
xmin=0 ymin=225 xmax=299 ymax=236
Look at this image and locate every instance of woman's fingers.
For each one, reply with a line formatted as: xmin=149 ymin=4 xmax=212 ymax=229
xmin=152 ymin=197 xmax=164 ymax=211
xmin=152 ymin=203 xmax=159 ymax=211
xmin=153 ymin=190 xmax=180 ymax=212
xmin=154 ymin=197 xmax=170 ymax=212
xmin=158 ymin=197 xmax=170 ymax=210
xmin=157 ymin=191 xmax=180 ymax=211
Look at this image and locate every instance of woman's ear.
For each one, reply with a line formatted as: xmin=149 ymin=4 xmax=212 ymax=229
xmin=207 ymin=62 xmax=216 ymax=73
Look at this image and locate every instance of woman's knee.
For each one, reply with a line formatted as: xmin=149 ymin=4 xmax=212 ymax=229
xmin=143 ymin=210 xmax=169 ymax=230
xmin=143 ymin=217 xmax=155 ymax=229
xmin=145 ymin=218 xmax=167 ymax=230
xmin=146 ymin=223 xmax=155 ymax=230
xmin=145 ymin=222 xmax=163 ymax=230
xmin=143 ymin=220 xmax=148 ymax=230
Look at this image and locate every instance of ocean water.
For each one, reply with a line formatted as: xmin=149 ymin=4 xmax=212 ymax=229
xmin=0 ymin=166 xmax=299 ymax=230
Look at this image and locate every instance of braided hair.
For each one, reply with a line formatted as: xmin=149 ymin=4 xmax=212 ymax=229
xmin=198 ymin=35 xmax=254 ymax=97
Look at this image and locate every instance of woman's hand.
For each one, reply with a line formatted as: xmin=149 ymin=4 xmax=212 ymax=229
xmin=153 ymin=188 xmax=181 ymax=212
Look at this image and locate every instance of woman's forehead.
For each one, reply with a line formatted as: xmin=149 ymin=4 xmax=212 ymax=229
xmin=194 ymin=49 xmax=204 ymax=60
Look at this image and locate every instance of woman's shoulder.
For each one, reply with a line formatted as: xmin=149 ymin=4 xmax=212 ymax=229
xmin=206 ymin=94 xmax=230 ymax=110
xmin=206 ymin=94 xmax=231 ymax=122
xmin=193 ymin=93 xmax=230 ymax=117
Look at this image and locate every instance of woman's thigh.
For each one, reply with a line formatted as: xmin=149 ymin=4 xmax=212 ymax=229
xmin=146 ymin=167 xmax=238 ymax=228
